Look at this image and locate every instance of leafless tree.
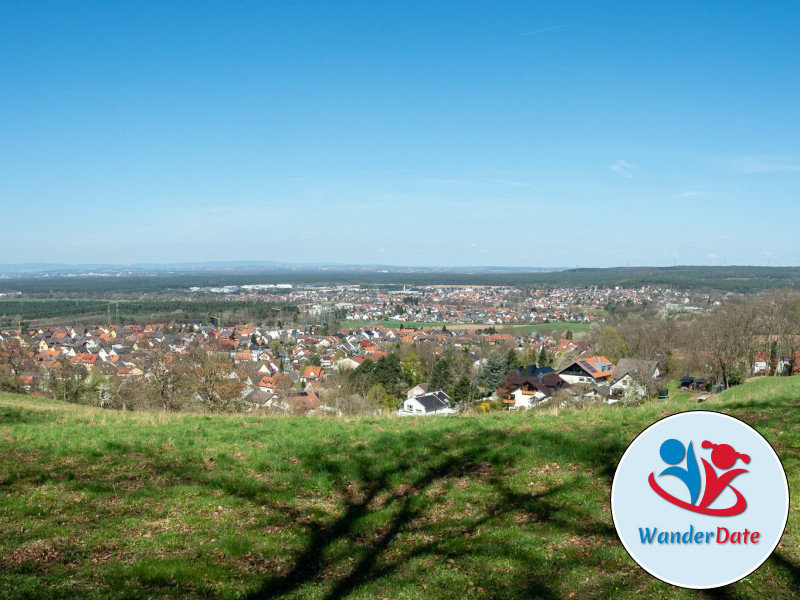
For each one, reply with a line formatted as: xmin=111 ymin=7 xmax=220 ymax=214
xmin=41 ymin=356 xmax=89 ymax=404
xmin=757 ymin=291 xmax=800 ymax=376
xmin=451 ymin=346 xmax=475 ymax=383
xmin=272 ymin=372 xmax=295 ymax=397
xmin=189 ymin=348 xmax=245 ymax=413
xmin=595 ymin=325 xmax=628 ymax=362
xmin=415 ymin=342 xmax=440 ymax=381
xmin=0 ymin=337 xmax=33 ymax=376
xmin=781 ymin=297 xmax=800 ymax=375
xmin=553 ymin=348 xmax=580 ymax=371
xmin=619 ymin=314 xmax=680 ymax=361
xmin=696 ymin=300 xmax=757 ymax=389
xmin=106 ymin=374 xmax=146 ymax=411
xmin=141 ymin=343 xmax=196 ymax=411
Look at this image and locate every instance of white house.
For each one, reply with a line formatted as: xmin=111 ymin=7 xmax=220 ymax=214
xmin=506 ymin=386 xmax=547 ymax=410
xmin=609 ymin=374 xmax=647 ymax=401
xmin=610 ymin=359 xmax=660 ymax=399
xmin=333 ymin=356 xmax=366 ymax=371
xmin=397 ymin=391 xmax=455 ymax=416
xmin=753 ymin=351 xmax=769 ymax=375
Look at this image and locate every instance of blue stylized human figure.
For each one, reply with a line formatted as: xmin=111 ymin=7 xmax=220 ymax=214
xmin=658 ymin=439 xmax=701 ymax=505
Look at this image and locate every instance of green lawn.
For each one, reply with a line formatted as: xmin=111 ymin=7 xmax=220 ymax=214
xmin=1 ymin=381 xmax=799 ymax=599
xmin=503 ymin=322 xmax=593 ymax=335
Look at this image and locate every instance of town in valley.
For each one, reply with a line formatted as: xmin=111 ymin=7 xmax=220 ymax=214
xmin=2 ymin=277 xmax=792 ymax=416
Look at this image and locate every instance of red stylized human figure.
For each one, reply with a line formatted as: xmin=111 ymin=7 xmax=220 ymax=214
xmin=698 ymin=441 xmax=750 ymax=509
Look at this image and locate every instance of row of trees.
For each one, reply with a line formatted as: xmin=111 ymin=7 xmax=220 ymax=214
xmin=23 ymin=344 xmax=247 ymax=413
xmin=697 ymin=292 xmax=800 ymax=387
xmin=589 ymin=291 xmax=800 ymax=389
xmin=0 ymin=299 xmax=299 ymax=329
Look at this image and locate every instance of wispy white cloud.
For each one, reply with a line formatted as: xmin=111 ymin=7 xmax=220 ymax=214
xmin=424 ymin=178 xmax=475 ymax=188
xmin=523 ymin=23 xmax=578 ymax=36
xmin=609 ymin=160 xmax=637 ymax=178
xmin=495 ymin=179 xmax=536 ymax=189
xmin=732 ymin=156 xmax=800 ymax=174
xmin=469 ymin=242 xmax=489 ymax=254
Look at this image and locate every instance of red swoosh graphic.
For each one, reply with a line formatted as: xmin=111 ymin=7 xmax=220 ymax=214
xmin=648 ymin=472 xmax=747 ymax=516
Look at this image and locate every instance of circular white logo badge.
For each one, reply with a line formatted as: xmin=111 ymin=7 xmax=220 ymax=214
xmin=611 ymin=411 xmax=789 ymax=588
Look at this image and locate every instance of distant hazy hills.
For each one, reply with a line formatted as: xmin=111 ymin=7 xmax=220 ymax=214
xmin=0 ymin=262 xmax=560 ymax=276
xmin=1 ymin=263 xmax=799 ymax=293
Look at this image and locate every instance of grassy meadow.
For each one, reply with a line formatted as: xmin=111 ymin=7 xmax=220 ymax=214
xmin=1 ymin=379 xmax=799 ymax=599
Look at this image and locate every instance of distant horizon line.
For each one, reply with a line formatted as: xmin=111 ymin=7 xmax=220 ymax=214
xmin=0 ymin=261 xmax=797 ymax=275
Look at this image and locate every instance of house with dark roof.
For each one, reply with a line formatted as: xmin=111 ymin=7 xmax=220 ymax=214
xmin=501 ymin=373 xmax=571 ymax=410
xmin=398 ymin=391 xmax=454 ymax=416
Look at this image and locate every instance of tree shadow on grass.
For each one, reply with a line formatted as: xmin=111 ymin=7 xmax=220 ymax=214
xmin=700 ymin=552 xmax=800 ymax=600
xmin=227 ymin=425 xmax=627 ymax=600
xmin=79 ymin=421 xmax=622 ymax=599
xmin=0 ymin=406 xmax=52 ymax=425
xmin=767 ymin=551 xmax=800 ymax=590
xmin=223 ymin=419 xmax=795 ymax=600
xmin=14 ymin=413 xmax=795 ymax=600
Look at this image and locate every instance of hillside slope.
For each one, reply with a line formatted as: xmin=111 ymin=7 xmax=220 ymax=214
xmin=1 ymin=386 xmax=798 ymax=599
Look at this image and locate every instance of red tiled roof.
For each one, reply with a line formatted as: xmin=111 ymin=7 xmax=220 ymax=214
xmin=71 ymin=353 xmax=98 ymax=365
xmin=302 ymin=366 xmax=323 ymax=379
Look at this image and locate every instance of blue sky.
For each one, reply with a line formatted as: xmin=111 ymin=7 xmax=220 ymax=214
xmin=2 ymin=1 xmax=799 ymax=268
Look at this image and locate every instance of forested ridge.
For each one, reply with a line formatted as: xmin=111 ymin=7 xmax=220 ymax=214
xmin=3 ymin=265 xmax=800 ymax=295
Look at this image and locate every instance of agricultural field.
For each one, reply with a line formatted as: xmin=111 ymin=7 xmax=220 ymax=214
xmin=0 ymin=299 xmax=297 ymax=328
xmin=341 ymin=320 xmax=592 ymax=335
xmin=1 ymin=380 xmax=799 ymax=599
